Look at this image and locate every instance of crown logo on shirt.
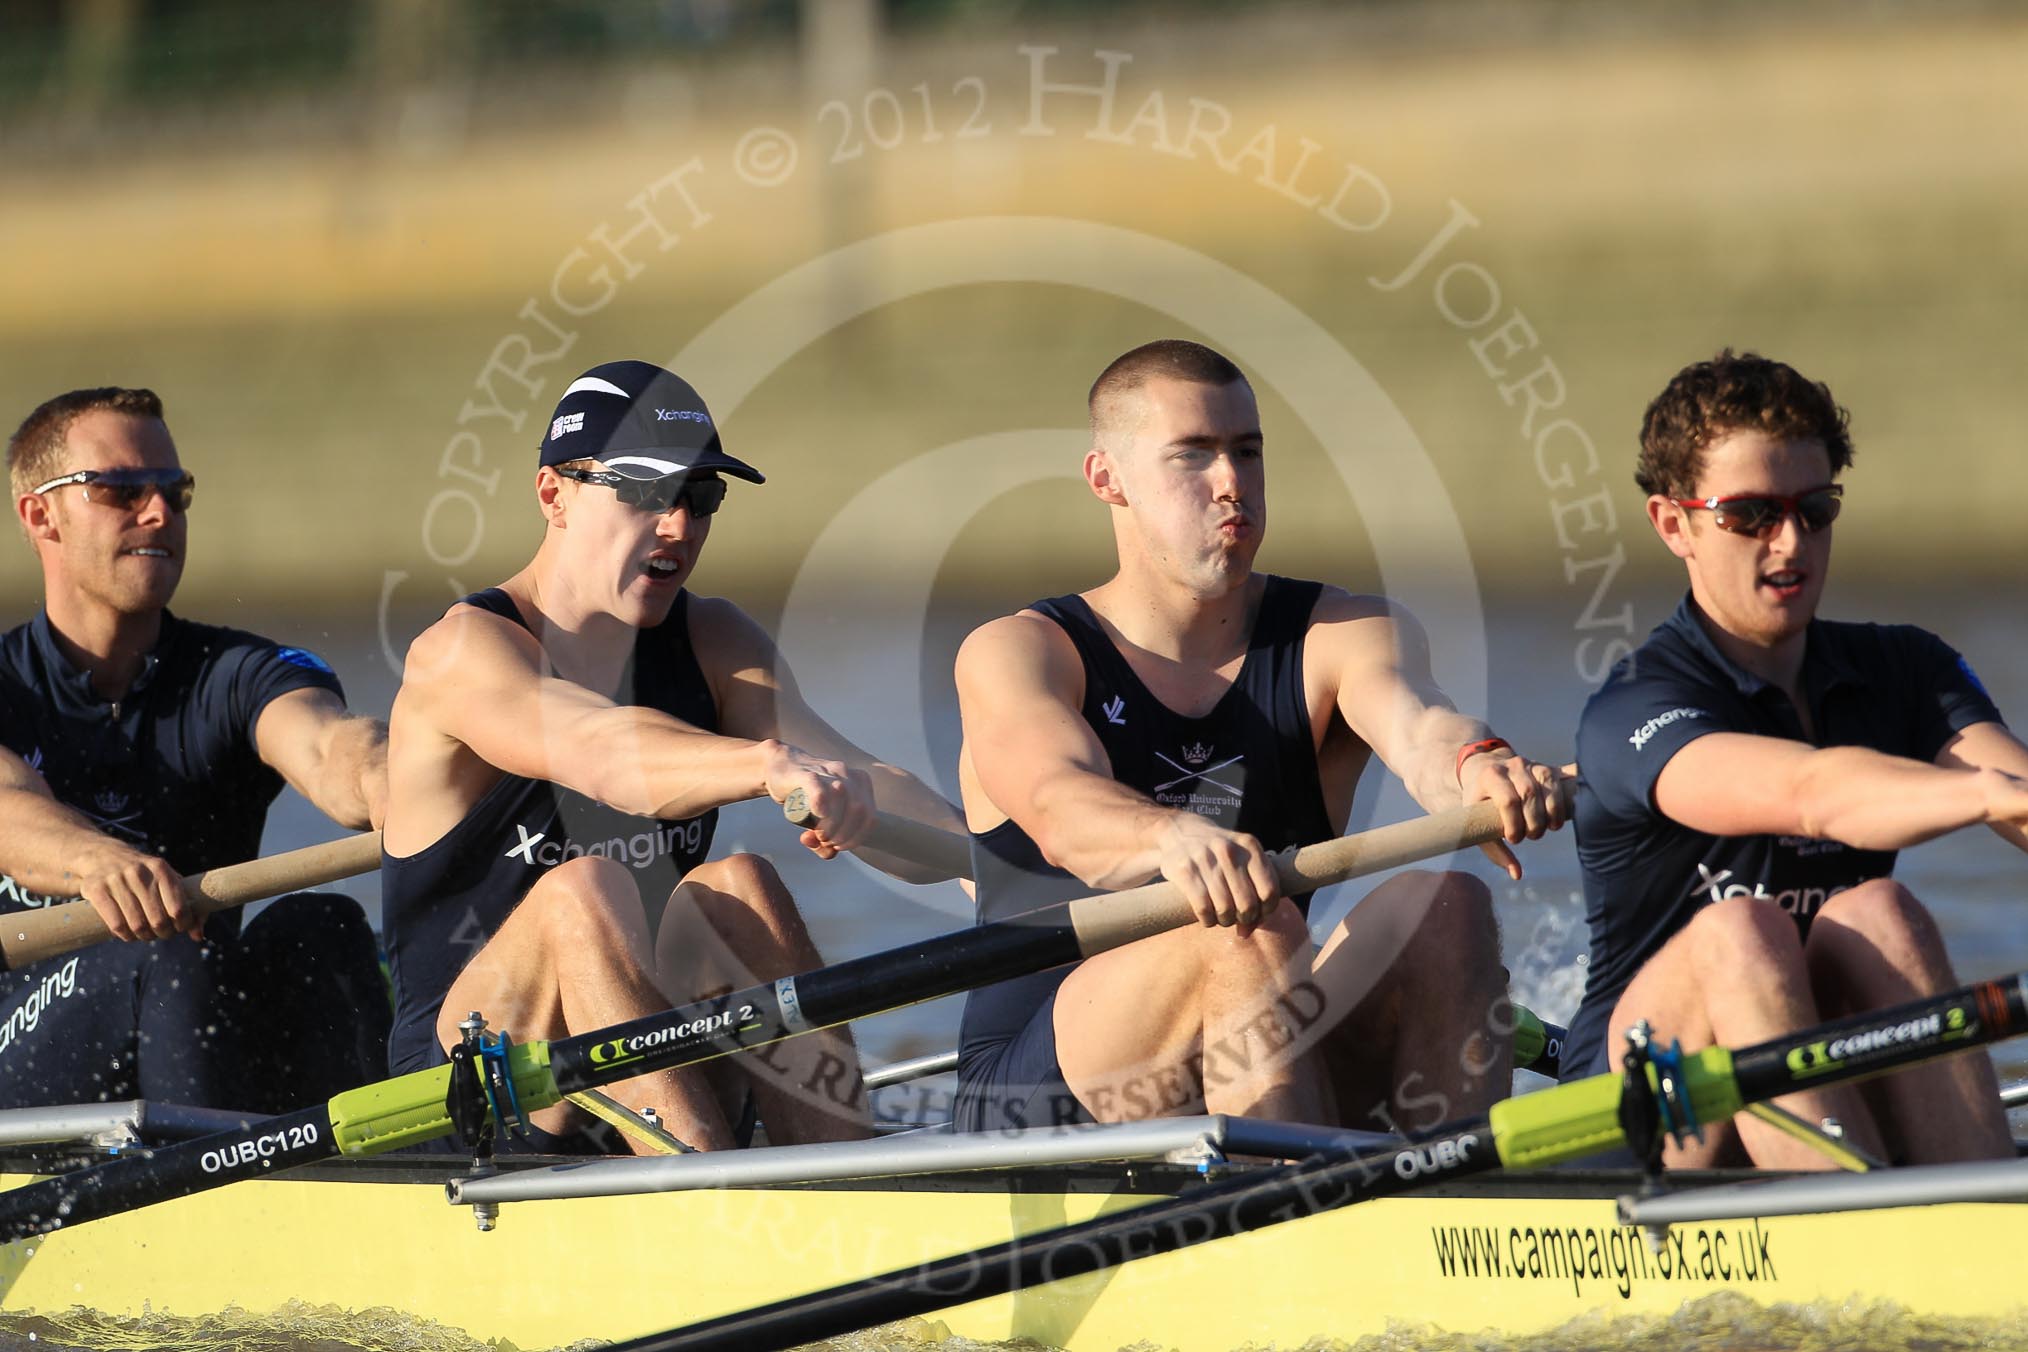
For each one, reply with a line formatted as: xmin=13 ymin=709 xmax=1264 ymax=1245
xmin=94 ymin=789 xmax=129 ymax=815
xmin=1181 ymin=741 xmax=1214 ymax=766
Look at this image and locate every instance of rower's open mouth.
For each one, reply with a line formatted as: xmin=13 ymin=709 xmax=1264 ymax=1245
xmin=1760 ymin=568 xmax=1806 ymax=593
xmin=643 ymin=556 xmax=681 ymax=579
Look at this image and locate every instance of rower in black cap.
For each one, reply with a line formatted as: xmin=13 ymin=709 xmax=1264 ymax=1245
xmin=378 ymin=360 xmax=961 ymax=1151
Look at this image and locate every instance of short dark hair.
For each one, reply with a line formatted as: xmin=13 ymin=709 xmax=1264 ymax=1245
xmin=1089 ymin=340 xmax=1247 ymax=437
xmin=8 ymin=387 xmax=166 ymax=500
xmin=1636 ymin=351 xmax=1851 ymax=499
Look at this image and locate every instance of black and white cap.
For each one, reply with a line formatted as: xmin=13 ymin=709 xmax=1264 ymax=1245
xmin=537 ymin=360 xmax=764 ymax=483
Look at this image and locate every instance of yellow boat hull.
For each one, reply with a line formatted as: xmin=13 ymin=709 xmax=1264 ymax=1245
xmin=5 ymin=1163 xmax=2025 ymax=1349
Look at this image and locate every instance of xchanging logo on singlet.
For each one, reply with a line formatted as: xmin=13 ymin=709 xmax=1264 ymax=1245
xmin=1628 ymin=706 xmax=1707 ymax=750
xmin=503 ymin=818 xmax=707 ymax=870
xmin=1152 ymin=742 xmax=1244 ymax=817
xmin=0 ymin=958 xmax=82 ymax=1057
xmin=0 ymin=872 xmax=74 ymax=909
xmin=1687 ymin=862 xmax=1869 ymax=921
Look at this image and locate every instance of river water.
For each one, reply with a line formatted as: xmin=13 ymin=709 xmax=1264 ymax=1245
xmin=6 ymin=583 xmax=2027 ymax=1352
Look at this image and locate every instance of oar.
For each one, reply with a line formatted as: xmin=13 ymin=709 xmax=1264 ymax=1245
xmin=0 ymin=832 xmax=383 ymax=972
xmin=0 ymin=800 xmax=1505 ymax=1241
xmin=612 ymin=972 xmax=2028 ymax=1352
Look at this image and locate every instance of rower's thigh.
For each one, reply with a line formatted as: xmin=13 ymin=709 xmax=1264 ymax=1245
xmin=1053 ymin=906 xmax=1310 ymax=1104
xmin=436 ymin=855 xmax=647 ymax=1049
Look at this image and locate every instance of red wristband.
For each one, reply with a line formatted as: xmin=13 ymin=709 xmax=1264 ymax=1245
xmin=1456 ymin=737 xmax=1511 ymax=786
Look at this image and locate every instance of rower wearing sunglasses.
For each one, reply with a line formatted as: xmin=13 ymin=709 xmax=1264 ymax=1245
xmin=1566 ymin=350 xmax=2028 ymax=1167
xmin=0 ymin=386 xmax=391 ymax=1114
xmin=379 ymin=360 xmax=963 ymax=1153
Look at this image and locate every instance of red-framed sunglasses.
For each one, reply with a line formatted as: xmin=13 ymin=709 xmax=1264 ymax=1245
xmin=1672 ymin=484 xmax=1842 ymax=538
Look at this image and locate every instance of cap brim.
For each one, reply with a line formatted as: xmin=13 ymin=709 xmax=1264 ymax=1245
xmin=602 ymin=452 xmax=765 ymax=485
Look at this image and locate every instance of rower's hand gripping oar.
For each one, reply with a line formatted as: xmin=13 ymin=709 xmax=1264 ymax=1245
xmin=0 ymin=832 xmax=384 ymax=972
xmin=779 ymin=789 xmax=974 ymax=882
xmin=0 ymin=801 xmax=1505 ymax=1241
xmin=608 ymin=972 xmax=2028 ymax=1352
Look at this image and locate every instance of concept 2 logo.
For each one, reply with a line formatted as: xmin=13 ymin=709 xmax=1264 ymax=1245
xmin=585 ymin=1004 xmax=758 ymax=1069
xmin=1784 ymin=1008 xmax=1969 ymax=1079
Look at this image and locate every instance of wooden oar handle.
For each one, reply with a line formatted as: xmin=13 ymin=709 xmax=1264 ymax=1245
xmin=0 ymin=831 xmax=383 ymax=971
xmin=780 ymin=790 xmax=974 ymax=882
xmin=1065 ymin=800 xmax=1505 ymax=953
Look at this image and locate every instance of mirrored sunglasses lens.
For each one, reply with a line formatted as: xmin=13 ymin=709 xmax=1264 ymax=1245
xmin=1798 ymin=490 xmax=1841 ymax=531
xmin=88 ymin=472 xmax=193 ymax=512
xmin=1712 ymin=498 xmax=1781 ymax=535
xmin=612 ymin=479 xmax=666 ymax=511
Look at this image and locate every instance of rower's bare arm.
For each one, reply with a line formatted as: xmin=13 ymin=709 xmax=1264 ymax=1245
xmin=0 ymin=743 xmax=195 ymax=940
xmin=955 ymin=614 xmax=1277 ymax=926
xmin=691 ymin=597 xmax=963 ymax=881
xmin=1313 ymin=592 xmax=1566 ymax=873
xmin=1654 ymin=733 xmax=2028 ymax=849
xmin=252 ymin=687 xmax=388 ymax=831
xmin=1935 ymin=721 xmax=2028 ymax=852
xmin=402 ymin=608 xmax=774 ymax=823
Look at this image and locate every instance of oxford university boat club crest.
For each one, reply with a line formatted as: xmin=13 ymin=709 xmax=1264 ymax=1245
xmin=1153 ymin=741 xmax=1246 ymax=816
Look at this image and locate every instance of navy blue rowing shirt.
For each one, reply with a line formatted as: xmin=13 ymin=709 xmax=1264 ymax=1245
xmin=380 ymin=587 xmax=719 ymax=1073
xmin=957 ymin=577 xmax=1334 ymax=1075
xmin=1564 ymin=594 xmax=2003 ymax=1078
xmin=0 ymin=609 xmax=343 ymax=920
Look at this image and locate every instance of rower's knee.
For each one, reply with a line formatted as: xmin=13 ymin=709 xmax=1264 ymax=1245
xmin=681 ymin=852 xmax=809 ymax=941
xmin=666 ymin=852 xmax=819 ymax=983
xmin=1208 ymin=898 xmax=1311 ymax=961
xmin=1368 ymin=869 xmax=1500 ymax=972
xmin=688 ymin=850 xmax=788 ymax=902
xmin=1686 ymin=895 xmax=1804 ymax=977
xmin=531 ymin=856 xmax=646 ymax=953
xmin=1814 ymin=880 xmax=1953 ymax=983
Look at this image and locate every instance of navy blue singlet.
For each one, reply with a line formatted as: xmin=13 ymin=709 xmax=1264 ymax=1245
xmin=381 ymin=588 xmax=720 ymax=1073
xmin=952 ymin=576 xmax=1333 ymax=1130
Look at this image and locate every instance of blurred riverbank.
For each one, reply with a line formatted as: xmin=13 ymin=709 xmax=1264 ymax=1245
xmin=3 ymin=5 xmax=2025 ymax=611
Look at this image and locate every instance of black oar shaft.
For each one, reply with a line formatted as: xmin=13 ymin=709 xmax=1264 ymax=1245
xmin=549 ymin=912 xmax=1084 ymax=1091
xmin=1730 ymin=973 xmax=2028 ymax=1103
xmin=0 ymin=1104 xmax=337 ymax=1239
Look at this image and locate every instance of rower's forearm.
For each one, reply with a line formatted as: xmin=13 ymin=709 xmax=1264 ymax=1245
xmin=632 ymin=730 xmax=774 ymax=821
xmin=0 ymin=789 xmax=136 ymax=896
xmin=855 ymin=764 xmax=968 ymax=883
xmin=1024 ymin=778 xmax=1177 ymax=889
xmin=866 ymin=764 xmax=965 ymax=835
xmin=310 ymin=716 xmax=387 ymax=831
xmin=1794 ymin=747 xmax=1990 ymax=850
xmin=1398 ymin=708 xmax=1496 ymax=810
